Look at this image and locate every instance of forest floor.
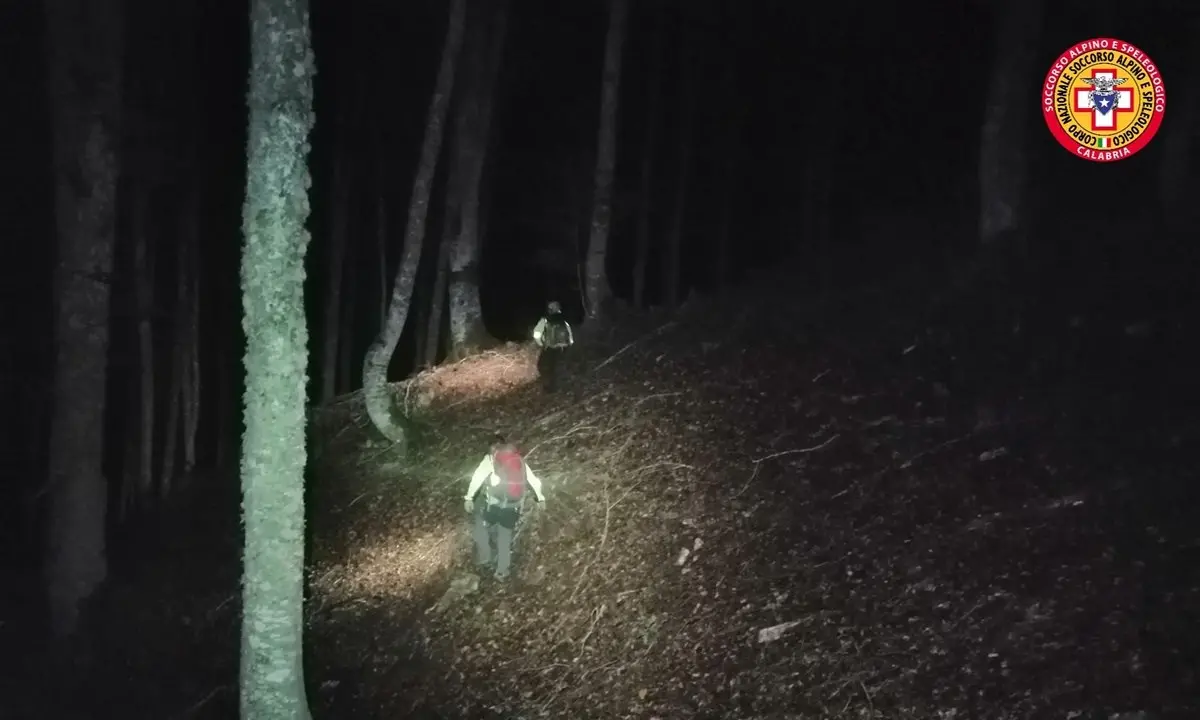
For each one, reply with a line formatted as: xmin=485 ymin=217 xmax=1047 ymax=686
xmin=8 ymin=262 xmax=1200 ymax=719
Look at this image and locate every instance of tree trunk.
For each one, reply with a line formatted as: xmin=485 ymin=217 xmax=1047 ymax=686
xmin=160 ymin=352 xmax=181 ymax=498
xmin=978 ymin=0 xmax=1043 ymax=256
xmin=425 ymin=233 xmax=451 ymax=368
xmin=448 ymin=0 xmax=509 ymax=359
xmin=44 ymin=0 xmax=123 ymax=639
xmin=238 ymin=0 xmax=316 ymax=717
xmin=160 ymin=212 xmax=189 ymax=497
xmin=583 ymin=0 xmax=629 ymax=322
xmin=320 ymin=151 xmax=349 ymax=402
xmin=182 ymin=189 xmax=201 ymax=473
xmin=362 ymin=0 xmax=466 ymax=443
xmin=632 ymin=6 xmax=662 ymax=310
xmin=663 ymin=29 xmax=697 ymax=309
xmin=133 ymin=189 xmax=156 ymax=502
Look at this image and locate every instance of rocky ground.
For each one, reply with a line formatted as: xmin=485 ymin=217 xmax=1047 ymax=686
xmin=7 ymin=263 xmax=1198 ymax=719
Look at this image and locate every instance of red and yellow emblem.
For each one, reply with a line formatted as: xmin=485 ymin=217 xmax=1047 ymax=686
xmin=1042 ymin=38 xmax=1166 ymax=163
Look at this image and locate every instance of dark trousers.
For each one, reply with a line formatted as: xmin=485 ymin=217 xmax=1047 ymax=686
xmin=537 ymin=347 xmax=567 ymax=392
xmin=471 ymin=500 xmax=520 ymax=578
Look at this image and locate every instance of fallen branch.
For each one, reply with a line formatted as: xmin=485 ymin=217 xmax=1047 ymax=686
xmin=752 ymin=434 xmax=840 ymax=464
xmin=593 ymin=321 xmax=678 ymax=372
xmin=568 ymin=480 xmax=611 ymax=603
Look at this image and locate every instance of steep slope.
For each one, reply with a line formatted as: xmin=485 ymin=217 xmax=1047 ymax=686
xmin=305 ymin=272 xmax=1199 ymax=719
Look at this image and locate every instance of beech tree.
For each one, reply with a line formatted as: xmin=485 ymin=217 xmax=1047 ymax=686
xmin=237 ymin=0 xmax=317 ymax=715
xmin=362 ymin=0 xmax=465 ymax=443
xmin=439 ymin=0 xmax=509 ymax=363
xmin=43 ymin=0 xmax=124 ymax=638
xmin=583 ymin=0 xmax=629 ymax=322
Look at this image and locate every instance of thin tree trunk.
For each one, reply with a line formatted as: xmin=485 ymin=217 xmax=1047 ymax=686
xmin=978 ymin=0 xmax=1043 ymax=255
xmin=132 ymin=189 xmax=156 ymax=502
xmin=632 ymin=7 xmax=662 ymax=310
xmin=44 ymin=0 xmax=123 ymax=638
xmin=160 ymin=216 xmax=189 ymax=497
xmin=238 ymin=0 xmax=316 ymax=716
xmin=583 ymin=0 xmax=629 ymax=322
xmin=363 ymin=0 xmax=466 ymax=443
xmin=425 ymin=231 xmax=452 ymax=368
xmin=663 ymin=30 xmax=697 ymax=309
xmin=160 ymin=354 xmax=181 ymax=498
xmin=182 ymin=190 xmax=201 ymax=473
xmin=320 ymin=152 xmax=349 ymax=402
xmin=448 ymin=0 xmax=509 ymax=359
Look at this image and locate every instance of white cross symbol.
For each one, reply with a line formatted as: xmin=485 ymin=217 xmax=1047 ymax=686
xmin=1074 ymin=69 xmax=1133 ymax=131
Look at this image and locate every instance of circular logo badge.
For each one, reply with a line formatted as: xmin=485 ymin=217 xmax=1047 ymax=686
xmin=1042 ymin=38 xmax=1166 ymax=162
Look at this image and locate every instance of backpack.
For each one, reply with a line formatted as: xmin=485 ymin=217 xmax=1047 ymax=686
xmin=543 ymin=316 xmax=570 ymax=348
xmin=488 ymin=445 xmax=527 ymax=506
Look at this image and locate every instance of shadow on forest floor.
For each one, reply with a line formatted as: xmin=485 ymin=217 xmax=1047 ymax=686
xmin=7 ymin=260 xmax=1200 ymax=719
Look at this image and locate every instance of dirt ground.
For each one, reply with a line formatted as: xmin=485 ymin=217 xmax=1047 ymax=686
xmin=7 ymin=263 xmax=1198 ymax=719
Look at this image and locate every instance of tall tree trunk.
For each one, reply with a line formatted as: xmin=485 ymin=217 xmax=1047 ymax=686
xmin=182 ymin=189 xmax=201 ymax=473
xmin=238 ymin=0 xmax=316 ymax=717
xmin=632 ymin=5 xmax=662 ymax=310
xmin=978 ymin=0 xmax=1043 ymax=259
xmin=132 ymin=189 xmax=157 ymax=502
xmin=663 ymin=29 xmax=697 ymax=308
xmin=160 ymin=215 xmax=188 ymax=497
xmin=448 ymin=0 xmax=509 ymax=359
xmin=320 ymin=152 xmax=349 ymax=402
xmin=583 ymin=0 xmax=629 ymax=322
xmin=44 ymin=0 xmax=123 ymax=638
xmin=362 ymin=0 xmax=466 ymax=443
xmin=160 ymin=356 xmax=181 ymax=498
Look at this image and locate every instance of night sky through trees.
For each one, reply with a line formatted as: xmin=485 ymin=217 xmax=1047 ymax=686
xmin=2 ymin=0 xmax=1199 ymax=716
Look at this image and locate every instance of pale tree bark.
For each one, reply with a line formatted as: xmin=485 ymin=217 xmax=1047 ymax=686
xmin=978 ymin=0 xmax=1043 ymax=256
xmin=44 ymin=0 xmax=123 ymax=638
xmin=632 ymin=5 xmax=662 ymax=310
xmin=363 ymin=0 xmax=466 ymax=443
xmin=238 ymin=0 xmax=316 ymax=716
xmin=444 ymin=0 xmax=509 ymax=361
xmin=663 ymin=28 xmax=698 ymax=308
xmin=132 ymin=188 xmax=156 ymax=502
xmin=583 ymin=0 xmax=629 ymax=322
xmin=320 ymin=150 xmax=349 ymax=402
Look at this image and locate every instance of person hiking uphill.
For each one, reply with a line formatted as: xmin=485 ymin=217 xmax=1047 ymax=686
xmin=462 ymin=436 xmax=546 ymax=581
xmin=532 ymin=300 xmax=573 ymax=392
